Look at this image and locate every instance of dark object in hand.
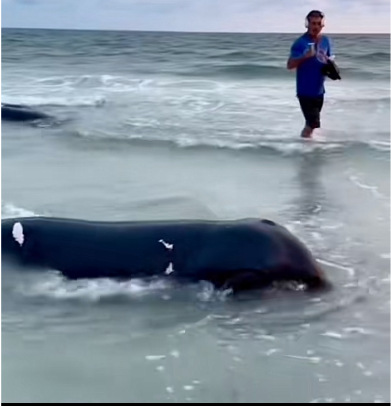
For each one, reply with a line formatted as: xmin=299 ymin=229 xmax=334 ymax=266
xmin=322 ymin=59 xmax=341 ymax=80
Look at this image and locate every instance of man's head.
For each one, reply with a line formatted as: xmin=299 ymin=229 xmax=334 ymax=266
xmin=306 ymin=10 xmax=325 ymax=37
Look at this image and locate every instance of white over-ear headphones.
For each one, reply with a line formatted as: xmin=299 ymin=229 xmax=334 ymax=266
xmin=305 ymin=10 xmax=325 ymax=28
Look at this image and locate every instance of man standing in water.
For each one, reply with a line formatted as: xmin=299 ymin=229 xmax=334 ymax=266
xmin=287 ymin=10 xmax=333 ymax=138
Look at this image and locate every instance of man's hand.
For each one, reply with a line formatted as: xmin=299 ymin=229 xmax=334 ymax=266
xmin=287 ymin=49 xmax=315 ymax=70
xmin=304 ymin=47 xmax=316 ymax=59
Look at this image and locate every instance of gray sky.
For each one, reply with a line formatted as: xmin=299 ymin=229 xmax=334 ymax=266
xmin=2 ymin=0 xmax=390 ymax=33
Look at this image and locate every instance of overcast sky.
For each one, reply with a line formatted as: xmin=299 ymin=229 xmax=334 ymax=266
xmin=2 ymin=0 xmax=390 ymax=33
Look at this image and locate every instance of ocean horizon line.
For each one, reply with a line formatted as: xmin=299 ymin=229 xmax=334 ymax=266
xmin=2 ymin=26 xmax=389 ymax=36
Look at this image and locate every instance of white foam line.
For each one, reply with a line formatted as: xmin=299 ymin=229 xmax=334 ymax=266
xmin=2 ymin=95 xmax=107 ymax=107
xmin=146 ymin=355 xmax=166 ymax=362
xmin=369 ymin=140 xmax=391 ymax=152
xmin=317 ymin=259 xmax=356 ymax=277
xmin=2 ymin=203 xmax=39 ymax=219
xmin=344 ymin=327 xmax=373 ymax=335
xmin=320 ymin=223 xmax=344 ymax=230
xmin=24 ymin=273 xmax=172 ymax=301
xmin=258 ymin=335 xmax=276 ymax=342
xmin=321 ymin=332 xmax=344 ymax=340
xmin=265 ymin=349 xmax=281 ymax=356
xmin=284 ymin=355 xmax=322 ymax=364
xmin=349 ymin=176 xmax=385 ymax=199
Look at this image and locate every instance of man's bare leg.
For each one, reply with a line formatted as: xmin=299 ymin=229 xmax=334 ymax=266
xmin=301 ymin=126 xmax=314 ymax=138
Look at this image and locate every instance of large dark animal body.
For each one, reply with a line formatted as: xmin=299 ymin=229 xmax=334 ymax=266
xmin=1 ymin=217 xmax=329 ymax=293
xmin=1 ymin=103 xmax=51 ymax=122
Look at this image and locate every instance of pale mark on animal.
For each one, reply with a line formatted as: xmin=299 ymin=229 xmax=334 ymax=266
xmin=165 ymin=262 xmax=175 ymax=275
xmin=159 ymin=239 xmax=174 ymax=250
xmin=12 ymin=222 xmax=24 ymax=246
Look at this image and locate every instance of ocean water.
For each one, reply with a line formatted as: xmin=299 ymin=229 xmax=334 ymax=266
xmin=1 ymin=28 xmax=390 ymax=403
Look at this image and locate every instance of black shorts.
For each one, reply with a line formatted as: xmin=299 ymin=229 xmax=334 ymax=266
xmin=298 ymin=96 xmax=324 ymax=129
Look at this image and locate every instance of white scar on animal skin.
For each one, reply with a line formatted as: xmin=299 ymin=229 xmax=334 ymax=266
xmin=165 ymin=262 xmax=175 ymax=275
xmin=159 ymin=239 xmax=174 ymax=251
xmin=12 ymin=222 xmax=25 ymax=246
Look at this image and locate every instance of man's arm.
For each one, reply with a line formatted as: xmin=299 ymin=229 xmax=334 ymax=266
xmin=287 ymin=40 xmax=304 ymax=70
xmin=287 ymin=55 xmax=309 ymax=70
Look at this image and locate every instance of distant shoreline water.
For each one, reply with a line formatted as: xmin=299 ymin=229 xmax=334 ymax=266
xmin=2 ymin=28 xmax=390 ymax=83
xmin=3 ymin=26 xmax=390 ymax=35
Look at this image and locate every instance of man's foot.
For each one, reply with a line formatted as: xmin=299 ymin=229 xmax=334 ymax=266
xmin=301 ymin=126 xmax=313 ymax=138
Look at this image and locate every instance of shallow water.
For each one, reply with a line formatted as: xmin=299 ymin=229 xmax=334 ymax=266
xmin=2 ymin=29 xmax=390 ymax=403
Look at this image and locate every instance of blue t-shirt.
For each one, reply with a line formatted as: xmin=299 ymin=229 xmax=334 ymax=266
xmin=290 ymin=33 xmax=332 ymax=97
